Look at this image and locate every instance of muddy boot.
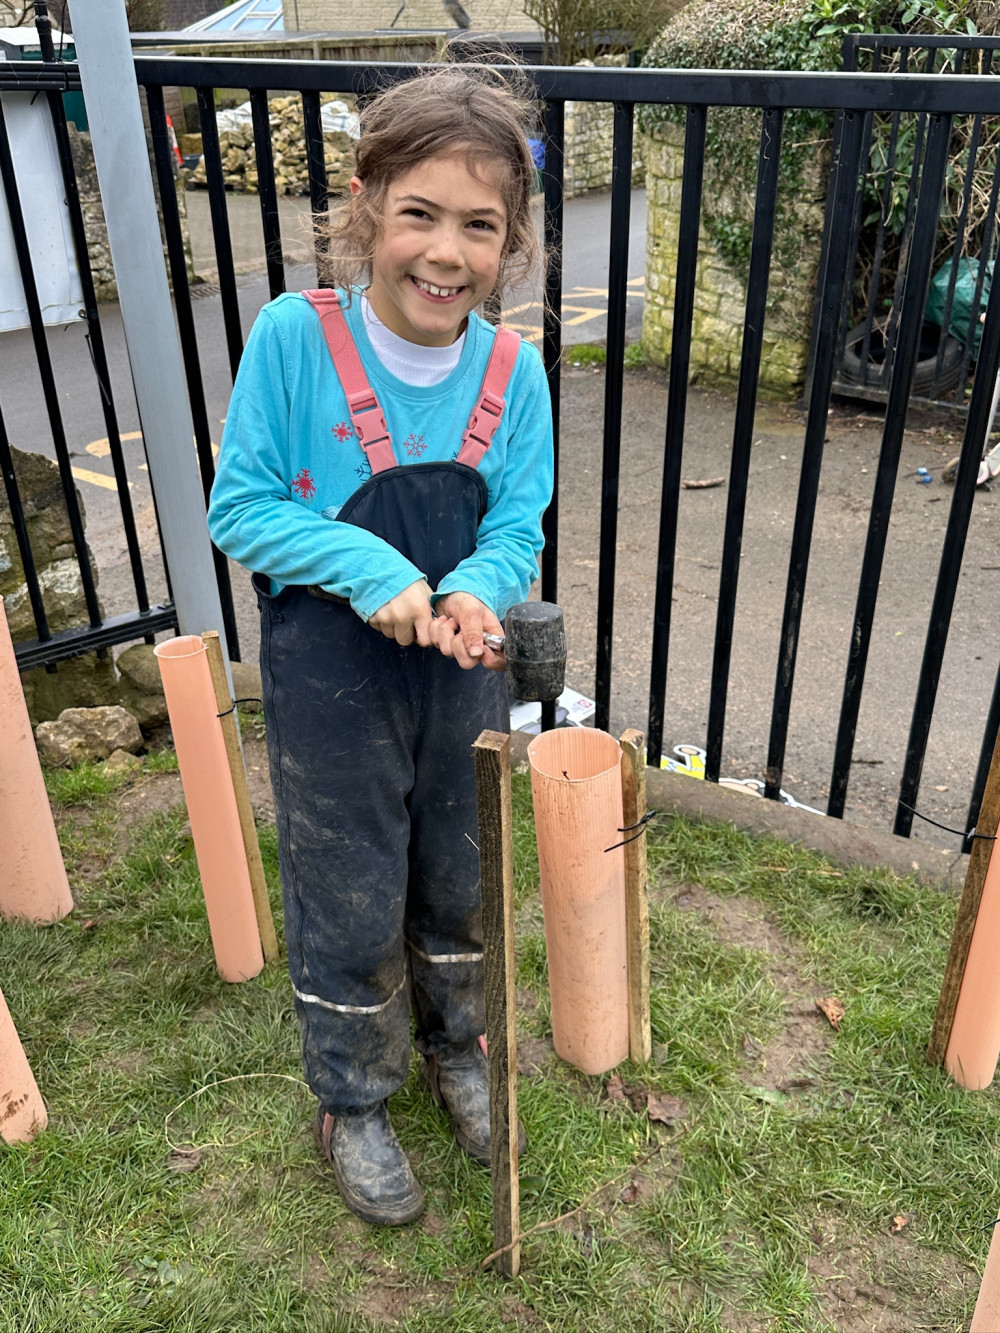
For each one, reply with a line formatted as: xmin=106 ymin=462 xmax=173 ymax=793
xmin=313 ymin=1103 xmax=424 ymax=1226
xmin=424 ymin=1038 xmax=527 ymax=1166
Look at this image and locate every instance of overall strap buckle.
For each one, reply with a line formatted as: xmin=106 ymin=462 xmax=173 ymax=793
xmin=302 ymin=288 xmax=397 ymax=474
xmin=455 ymin=326 xmax=521 ymax=469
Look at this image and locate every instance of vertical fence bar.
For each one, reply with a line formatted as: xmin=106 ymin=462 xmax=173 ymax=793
xmin=0 ymin=98 xmax=101 ymax=627
xmin=146 ymin=82 xmax=241 ymax=661
xmin=965 ymin=655 xmax=1000 ymax=854
xmin=541 ymin=97 xmax=564 ymax=611
xmin=301 ymin=90 xmax=329 ymax=284
xmin=705 ymin=107 xmax=783 ymax=783
xmin=540 ymin=97 xmax=565 ymax=735
xmin=646 ymin=104 xmax=706 ymax=766
xmin=196 ymin=85 xmax=244 ymax=381
xmin=0 ymin=402 xmax=49 ymax=641
xmin=827 ymin=112 xmax=952 ymax=818
xmin=894 ymin=249 xmax=1000 ymax=837
xmin=763 ymin=108 xmax=865 ymax=800
xmin=250 ymin=86 xmax=285 ymax=300
xmin=42 ymin=81 xmax=152 ymax=619
xmin=593 ymin=101 xmax=634 ymax=735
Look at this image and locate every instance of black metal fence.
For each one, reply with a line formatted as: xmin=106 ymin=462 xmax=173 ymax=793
xmin=3 ymin=49 xmax=1000 ymax=850
xmin=815 ymin=33 xmax=1000 ymax=415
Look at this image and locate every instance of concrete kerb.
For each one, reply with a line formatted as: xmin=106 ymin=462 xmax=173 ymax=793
xmin=508 ymin=730 xmax=968 ymax=892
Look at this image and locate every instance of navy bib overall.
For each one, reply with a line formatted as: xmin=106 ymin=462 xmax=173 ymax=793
xmin=256 ymin=301 xmax=511 ymax=1115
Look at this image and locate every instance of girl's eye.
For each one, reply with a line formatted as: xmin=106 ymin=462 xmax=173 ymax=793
xmin=468 ymin=219 xmax=498 ymax=233
xmin=402 ymin=207 xmax=431 ymax=221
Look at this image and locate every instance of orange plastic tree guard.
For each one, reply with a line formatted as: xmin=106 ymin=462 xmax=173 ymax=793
xmin=155 ymin=636 xmax=264 ymax=983
xmin=0 ymin=986 xmax=47 ymax=1143
xmin=0 ymin=597 xmax=73 ymax=923
xmin=971 ymin=1214 xmax=1000 ymax=1331
xmin=527 ymin=728 xmax=629 ymax=1075
xmin=945 ymin=832 xmax=1000 ymax=1088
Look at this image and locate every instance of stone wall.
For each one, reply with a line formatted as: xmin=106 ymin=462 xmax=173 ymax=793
xmin=564 ymin=58 xmax=646 ymax=199
xmin=68 ymin=124 xmax=195 ymax=304
xmin=0 ymin=448 xmax=116 ymax=725
xmin=641 ymin=121 xmax=827 ymax=400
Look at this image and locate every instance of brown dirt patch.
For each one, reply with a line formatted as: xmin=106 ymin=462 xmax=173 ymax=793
xmin=672 ymin=884 xmax=834 ymax=1091
xmin=808 ymin=1220 xmax=976 ymax=1332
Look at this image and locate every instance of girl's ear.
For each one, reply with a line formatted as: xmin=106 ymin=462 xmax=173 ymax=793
xmin=349 ymin=176 xmax=364 ymax=198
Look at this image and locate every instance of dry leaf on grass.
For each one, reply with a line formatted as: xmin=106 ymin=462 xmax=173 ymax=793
xmin=646 ymin=1092 xmax=686 ymax=1125
xmin=891 ymin=1214 xmax=910 ymax=1233
xmin=605 ymin=1072 xmax=626 ymax=1102
xmin=815 ymin=996 xmax=845 ymax=1030
xmin=619 ymin=1182 xmax=639 ymax=1205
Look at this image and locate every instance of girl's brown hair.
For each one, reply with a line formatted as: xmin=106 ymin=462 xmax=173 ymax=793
xmin=322 ymin=65 xmax=539 ymax=299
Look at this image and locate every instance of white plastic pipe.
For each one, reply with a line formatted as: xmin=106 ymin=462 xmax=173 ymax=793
xmin=155 ymin=637 xmax=263 ymax=983
xmin=0 ymin=596 xmax=73 ymax=923
xmin=0 ymin=985 xmax=47 ymax=1143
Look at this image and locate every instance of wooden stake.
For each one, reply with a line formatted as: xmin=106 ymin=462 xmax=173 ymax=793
xmin=473 ymin=729 xmax=520 ymax=1279
xmin=620 ymin=730 xmax=652 ymax=1064
xmin=201 ymin=632 xmax=279 ymax=964
xmin=971 ymin=1213 xmax=1000 ymax=1331
xmin=927 ymin=726 xmax=1000 ymax=1069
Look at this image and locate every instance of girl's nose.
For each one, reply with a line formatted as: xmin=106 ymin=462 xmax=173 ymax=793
xmin=425 ymin=226 xmax=462 ymax=266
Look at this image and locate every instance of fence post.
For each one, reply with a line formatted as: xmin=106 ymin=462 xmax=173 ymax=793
xmin=68 ymin=1 xmax=231 ymax=668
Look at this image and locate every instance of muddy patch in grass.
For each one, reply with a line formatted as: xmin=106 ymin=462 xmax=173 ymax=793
xmin=808 ymin=1220 xmax=976 ymax=1331
xmin=672 ymin=884 xmax=834 ymax=1090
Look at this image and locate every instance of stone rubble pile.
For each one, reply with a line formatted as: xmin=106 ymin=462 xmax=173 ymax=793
xmin=187 ymin=95 xmax=359 ymax=196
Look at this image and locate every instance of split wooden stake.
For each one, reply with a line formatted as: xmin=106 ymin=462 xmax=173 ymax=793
xmin=620 ymin=729 xmax=651 ymax=1064
xmin=473 ymin=729 xmax=520 ymax=1279
xmin=202 ymin=632 xmax=279 ymax=964
xmin=927 ymin=725 xmax=1000 ymax=1074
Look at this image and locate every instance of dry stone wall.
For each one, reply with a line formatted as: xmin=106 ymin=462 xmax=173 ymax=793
xmin=641 ymin=122 xmax=827 ymax=400
xmin=564 ymin=58 xmax=645 ymax=199
xmin=187 ymin=94 xmax=358 ymax=196
xmin=0 ymin=447 xmax=116 ymax=725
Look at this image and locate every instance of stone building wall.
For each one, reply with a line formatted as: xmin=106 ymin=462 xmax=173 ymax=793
xmin=68 ymin=124 xmax=195 ymax=304
xmin=1 ymin=448 xmax=116 ymax=724
xmin=641 ymin=121 xmax=827 ymax=400
xmin=564 ymin=57 xmax=645 ymax=199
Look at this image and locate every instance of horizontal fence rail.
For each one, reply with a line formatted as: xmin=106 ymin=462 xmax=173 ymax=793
xmin=3 ymin=51 xmax=1000 ymax=846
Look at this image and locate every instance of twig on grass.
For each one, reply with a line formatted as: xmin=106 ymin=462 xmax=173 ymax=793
xmin=479 ymin=1142 xmax=668 ymax=1269
xmin=164 ymin=1073 xmax=311 ymax=1151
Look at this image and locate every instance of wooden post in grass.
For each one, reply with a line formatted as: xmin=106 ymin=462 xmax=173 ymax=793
xmin=201 ymin=632 xmax=278 ymax=964
xmin=928 ymin=727 xmax=1000 ymax=1087
xmin=620 ymin=729 xmax=651 ymax=1064
xmin=473 ymin=730 xmax=520 ymax=1279
xmin=971 ymin=1213 xmax=1000 ymax=1331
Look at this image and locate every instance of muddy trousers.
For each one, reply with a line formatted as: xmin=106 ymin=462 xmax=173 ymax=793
xmin=257 ymin=581 xmax=509 ymax=1114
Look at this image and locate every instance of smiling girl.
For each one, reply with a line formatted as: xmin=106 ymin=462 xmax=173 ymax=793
xmin=208 ymin=67 xmax=553 ymax=1226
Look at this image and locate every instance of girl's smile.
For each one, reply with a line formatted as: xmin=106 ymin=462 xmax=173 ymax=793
xmin=352 ymin=151 xmax=508 ymax=348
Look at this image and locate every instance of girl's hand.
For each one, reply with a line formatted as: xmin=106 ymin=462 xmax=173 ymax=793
xmin=431 ymin=592 xmax=505 ymax=671
xmin=368 ymin=579 xmax=435 ymax=646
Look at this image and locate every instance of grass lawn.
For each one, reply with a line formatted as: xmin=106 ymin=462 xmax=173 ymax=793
xmin=0 ymin=748 xmax=995 ymax=1331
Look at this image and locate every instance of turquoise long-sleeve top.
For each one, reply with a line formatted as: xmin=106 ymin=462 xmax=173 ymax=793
xmin=207 ymin=291 xmax=554 ymax=623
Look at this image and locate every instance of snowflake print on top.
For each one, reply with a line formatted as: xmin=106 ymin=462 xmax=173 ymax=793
xmin=292 ymin=468 xmax=317 ymax=500
xmin=404 ymin=433 xmax=428 ymax=458
xmin=355 ymin=458 xmax=373 ymax=483
xmin=332 ymin=421 xmax=355 ymax=442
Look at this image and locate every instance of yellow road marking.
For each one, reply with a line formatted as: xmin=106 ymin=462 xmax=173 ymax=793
xmin=71 ymin=467 xmax=133 ymax=491
xmin=86 ymin=430 xmax=143 ymax=459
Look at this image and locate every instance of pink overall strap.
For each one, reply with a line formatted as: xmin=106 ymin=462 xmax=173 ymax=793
xmin=301 ymin=289 xmax=397 ymax=474
xmin=455 ymin=325 xmax=521 ymax=469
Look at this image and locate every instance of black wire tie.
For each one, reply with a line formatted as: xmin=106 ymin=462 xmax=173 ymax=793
xmin=605 ymin=810 xmax=658 ymax=852
xmin=218 ymin=697 xmax=263 ymax=718
xmin=896 ymin=800 xmax=995 ymax=843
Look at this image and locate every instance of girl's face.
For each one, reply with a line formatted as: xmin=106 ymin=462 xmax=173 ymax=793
xmin=353 ymin=149 xmax=508 ymax=348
